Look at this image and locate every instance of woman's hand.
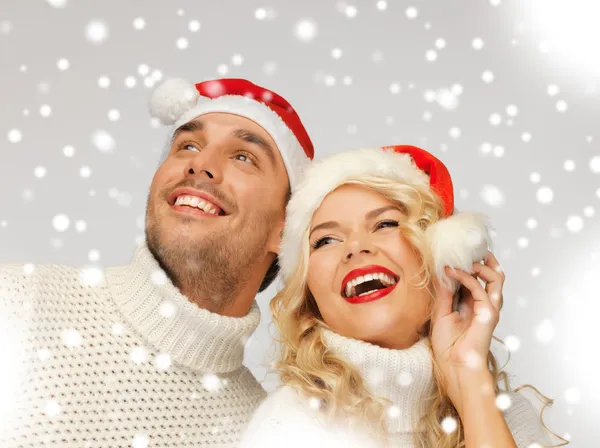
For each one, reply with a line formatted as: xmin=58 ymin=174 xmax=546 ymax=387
xmin=430 ymin=251 xmax=505 ymax=415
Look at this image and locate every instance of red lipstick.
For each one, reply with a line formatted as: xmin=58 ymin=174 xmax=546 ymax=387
xmin=341 ymin=265 xmax=399 ymax=304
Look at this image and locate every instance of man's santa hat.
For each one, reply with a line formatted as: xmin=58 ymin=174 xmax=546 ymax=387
xmin=279 ymin=145 xmax=492 ymax=292
xmin=149 ymin=78 xmax=314 ymax=187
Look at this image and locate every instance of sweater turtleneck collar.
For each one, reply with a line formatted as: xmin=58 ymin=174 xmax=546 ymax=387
xmin=321 ymin=328 xmax=435 ymax=434
xmin=105 ymin=242 xmax=260 ymax=373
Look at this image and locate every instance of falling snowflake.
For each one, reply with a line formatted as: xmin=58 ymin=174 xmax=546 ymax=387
xmin=308 ymin=397 xmax=321 ymax=409
xmin=159 ymin=300 xmax=177 ymax=317
xmin=564 ymin=160 xmax=575 ymax=171
xmin=480 ymin=185 xmax=505 ymax=207
xmin=566 ymin=215 xmax=584 ymax=232
xmin=496 ymin=393 xmax=512 ymax=410
xmin=387 ymin=405 xmax=401 ymax=418
xmin=98 ymin=76 xmax=110 ymax=88
xmin=108 ymin=109 xmax=120 ymax=121
xmin=176 ymin=37 xmax=189 ymax=50
xmin=92 ymin=130 xmax=116 ymax=153
xmin=472 ymin=37 xmax=485 ymax=50
xmin=130 ymin=347 xmax=149 ymax=365
xmin=7 ymin=129 xmax=22 ymax=143
xmin=535 ymin=319 xmax=554 ymax=343
xmin=52 ymin=214 xmax=70 ymax=232
xmin=189 ymin=20 xmax=201 ymax=32
xmin=556 ymin=100 xmax=568 ymax=112
xmin=397 ymin=371 xmax=413 ymax=387
xmin=75 ymin=220 xmax=87 ymax=232
xmin=47 ymin=0 xmax=67 ymax=8
xmin=344 ymin=5 xmax=358 ymax=18
xmin=155 ymin=353 xmax=172 ymax=370
xmin=39 ymin=105 xmax=52 ymax=117
xmin=131 ymin=434 xmax=149 ymax=448
xmin=425 ymin=50 xmax=438 ymax=62
xmin=62 ymin=328 xmax=83 ymax=347
xmin=295 ymin=19 xmax=318 ymax=42
xmin=504 ymin=335 xmax=521 ymax=352
xmin=489 ymin=113 xmax=502 ymax=126
xmin=482 ymin=70 xmax=495 ymax=83
xmin=436 ymin=88 xmax=459 ymax=110
xmin=201 ymin=374 xmax=222 ymax=392
xmin=85 ymin=20 xmax=108 ymax=44
xmin=376 ymin=1 xmax=387 ymax=11
xmin=133 ymin=17 xmax=146 ymax=30
xmin=405 ymin=7 xmax=418 ymax=19
xmin=441 ymin=416 xmax=458 ymax=433
xmin=564 ymin=388 xmax=580 ymax=404
xmin=44 ymin=400 xmax=61 ymax=417
xmin=589 ymin=156 xmax=600 ymax=173
xmin=57 ymin=58 xmax=69 ymax=70
xmin=80 ymin=166 xmax=91 ymax=178
xmin=79 ymin=266 xmax=104 ymax=286
xmin=536 ymin=186 xmax=553 ymax=204
xmin=37 ymin=348 xmax=52 ymax=361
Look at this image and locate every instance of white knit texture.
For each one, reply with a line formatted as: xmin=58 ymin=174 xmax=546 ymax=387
xmin=240 ymin=329 xmax=553 ymax=448
xmin=0 ymin=243 xmax=266 ymax=447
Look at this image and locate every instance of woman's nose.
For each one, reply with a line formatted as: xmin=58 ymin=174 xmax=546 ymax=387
xmin=344 ymin=235 xmax=376 ymax=261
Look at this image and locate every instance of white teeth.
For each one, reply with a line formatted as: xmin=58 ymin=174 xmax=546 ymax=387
xmin=175 ymin=195 xmax=221 ymax=215
xmin=344 ymin=271 xmax=398 ymax=298
xmin=359 ymin=290 xmax=378 ymax=297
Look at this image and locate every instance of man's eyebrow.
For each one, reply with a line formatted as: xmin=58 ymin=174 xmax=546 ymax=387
xmin=171 ymin=119 xmax=204 ymax=143
xmin=230 ymin=128 xmax=277 ymax=166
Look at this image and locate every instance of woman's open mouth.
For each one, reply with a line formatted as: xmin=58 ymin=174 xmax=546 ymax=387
xmin=341 ymin=265 xmax=399 ymax=304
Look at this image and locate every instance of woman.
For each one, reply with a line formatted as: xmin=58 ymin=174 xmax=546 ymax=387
xmin=240 ymin=145 xmax=566 ymax=447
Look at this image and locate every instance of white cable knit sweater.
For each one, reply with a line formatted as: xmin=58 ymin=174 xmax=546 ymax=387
xmin=0 ymin=243 xmax=266 ymax=447
xmin=240 ymin=329 xmax=553 ymax=448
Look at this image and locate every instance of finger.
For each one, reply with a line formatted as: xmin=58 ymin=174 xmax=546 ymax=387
xmin=471 ymin=263 xmax=503 ymax=311
xmin=432 ymin=277 xmax=454 ymax=325
xmin=446 ymin=267 xmax=499 ymax=327
xmin=484 ymin=251 xmax=505 ymax=280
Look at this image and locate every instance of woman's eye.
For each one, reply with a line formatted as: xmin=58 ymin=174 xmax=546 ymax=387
xmin=376 ymin=220 xmax=399 ymax=230
xmin=183 ymin=144 xmax=199 ymax=152
xmin=311 ymin=237 xmax=336 ymax=249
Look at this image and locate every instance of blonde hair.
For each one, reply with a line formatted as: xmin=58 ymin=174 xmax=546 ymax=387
xmin=270 ymin=177 xmax=568 ymax=447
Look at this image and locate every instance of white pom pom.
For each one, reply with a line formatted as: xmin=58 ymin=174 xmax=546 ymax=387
xmin=149 ymin=78 xmax=199 ymax=125
xmin=425 ymin=212 xmax=492 ymax=292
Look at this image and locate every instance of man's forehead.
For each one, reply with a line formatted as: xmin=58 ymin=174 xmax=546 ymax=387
xmin=174 ymin=113 xmax=276 ymax=144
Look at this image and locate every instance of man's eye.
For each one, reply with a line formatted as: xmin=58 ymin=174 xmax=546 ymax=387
xmin=235 ymin=152 xmax=255 ymax=165
xmin=183 ymin=144 xmax=199 ymax=152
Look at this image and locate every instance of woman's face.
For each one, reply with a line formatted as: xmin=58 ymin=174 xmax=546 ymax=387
xmin=306 ymin=184 xmax=431 ymax=349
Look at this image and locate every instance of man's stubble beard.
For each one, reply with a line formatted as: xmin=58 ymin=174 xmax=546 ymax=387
xmin=145 ymin=193 xmax=275 ymax=313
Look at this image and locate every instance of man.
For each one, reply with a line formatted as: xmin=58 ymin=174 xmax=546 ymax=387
xmin=0 ymin=77 xmax=314 ymax=447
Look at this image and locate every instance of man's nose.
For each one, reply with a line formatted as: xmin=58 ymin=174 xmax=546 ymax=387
xmin=184 ymin=147 xmax=224 ymax=183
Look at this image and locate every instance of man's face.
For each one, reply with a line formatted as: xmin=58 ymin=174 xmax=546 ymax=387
xmin=145 ymin=112 xmax=289 ymax=309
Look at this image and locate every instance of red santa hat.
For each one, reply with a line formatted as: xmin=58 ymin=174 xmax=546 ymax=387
xmin=279 ymin=145 xmax=492 ymax=292
xmin=149 ymin=78 xmax=314 ymax=187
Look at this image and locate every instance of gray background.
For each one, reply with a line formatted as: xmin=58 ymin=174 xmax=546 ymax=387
xmin=1 ymin=0 xmax=598 ymax=445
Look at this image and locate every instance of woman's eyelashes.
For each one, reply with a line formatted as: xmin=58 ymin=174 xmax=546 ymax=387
xmin=374 ymin=219 xmax=399 ymax=230
xmin=310 ymin=220 xmax=400 ymax=250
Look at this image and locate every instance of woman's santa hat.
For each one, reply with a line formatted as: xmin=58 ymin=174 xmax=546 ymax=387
xmin=279 ymin=145 xmax=492 ymax=292
xmin=149 ymin=78 xmax=314 ymax=187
